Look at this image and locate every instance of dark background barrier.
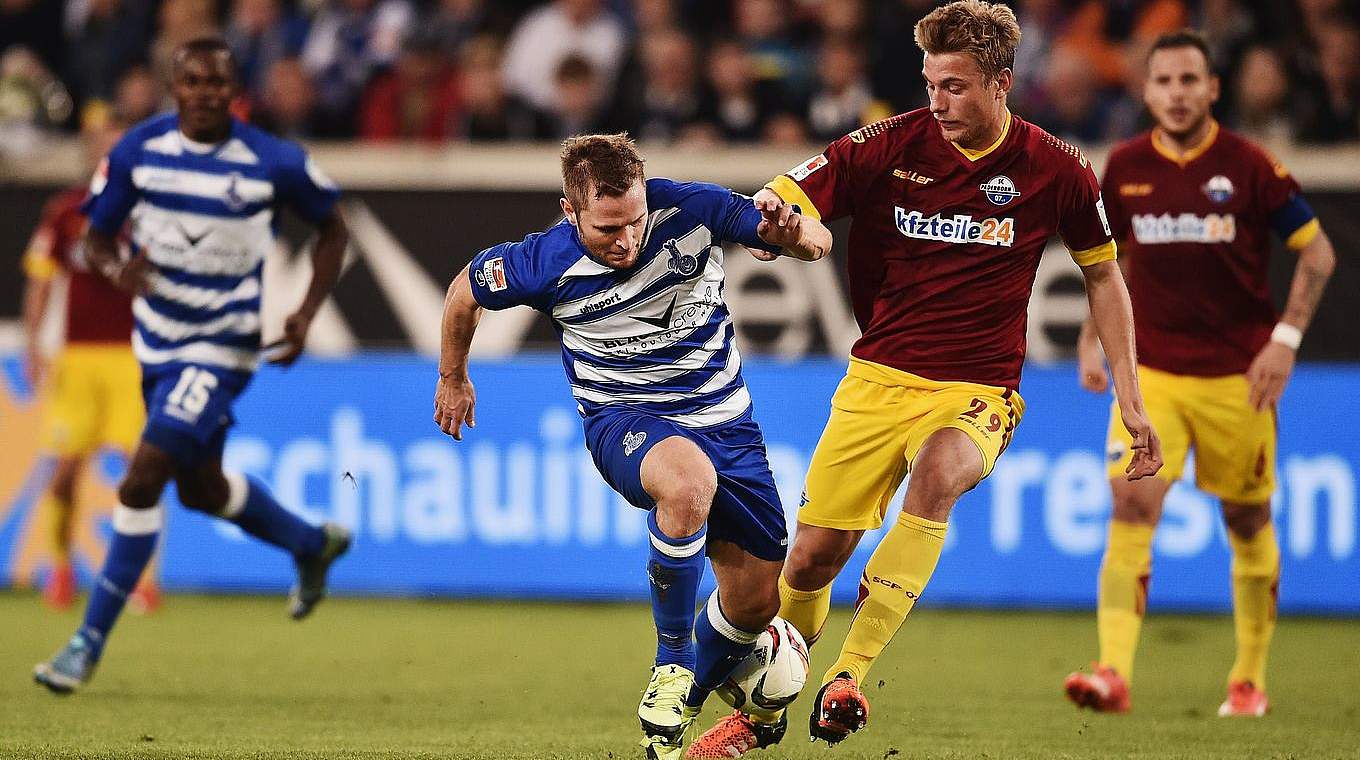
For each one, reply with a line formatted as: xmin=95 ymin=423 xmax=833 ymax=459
xmin=2 ymin=184 xmax=1355 ymax=362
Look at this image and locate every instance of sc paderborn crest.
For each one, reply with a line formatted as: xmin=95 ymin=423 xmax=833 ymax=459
xmin=663 ymin=238 xmax=699 ymax=277
xmin=1202 ymin=175 xmax=1235 ymax=204
xmin=980 ymin=175 xmax=1020 ymax=206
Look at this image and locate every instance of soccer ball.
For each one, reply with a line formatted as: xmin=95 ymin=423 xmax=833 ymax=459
xmin=715 ymin=616 xmax=810 ymax=720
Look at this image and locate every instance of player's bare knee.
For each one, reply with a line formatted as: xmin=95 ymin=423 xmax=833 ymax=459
xmin=177 ymin=474 xmax=230 ymax=515
xmin=1222 ymin=501 xmax=1270 ymax=539
xmin=118 ymin=475 xmax=164 ymax=510
xmin=724 ymin=589 xmax=780 ymax=632
xmin=786 ymin=537 xmax=853 ymax=589
xmin=49 ymin=460 xmax=81 ymax=503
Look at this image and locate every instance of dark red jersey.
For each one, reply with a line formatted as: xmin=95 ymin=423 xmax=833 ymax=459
xmin=22 ymin=187 xmax=134 ymax=344
xmin=1102 ymin=122 xmax=1317 ymax=376
xmin=768 ymin=109 xmax=1115 ymax=389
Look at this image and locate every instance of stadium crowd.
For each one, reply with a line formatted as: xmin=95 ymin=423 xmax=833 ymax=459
xmin=1 ymin=0 xmax=1357 ymax=151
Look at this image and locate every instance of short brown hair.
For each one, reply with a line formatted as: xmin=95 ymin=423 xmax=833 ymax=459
xmin=560 ymin=133 xmax=646 ymax=210
xmin=1147 ymin=29 xmax=1216 ymax=72
xmin=913 ymin=0 xmax=1022 ymax=82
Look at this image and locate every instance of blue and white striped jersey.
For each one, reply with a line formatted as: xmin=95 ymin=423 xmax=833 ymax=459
xmin=83 ymin=113 xmax=340 ymax=376
xmin=469 ymin=178 xmax=778 ymax=429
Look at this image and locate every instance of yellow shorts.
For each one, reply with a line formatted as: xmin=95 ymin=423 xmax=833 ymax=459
xmin=41 ymin=344 xmax=144 ymax=457
xmin=798 ymin=358 xmax=1025 ymax=531
xmin=1106 ymin=365 xmax=1275 ymax=503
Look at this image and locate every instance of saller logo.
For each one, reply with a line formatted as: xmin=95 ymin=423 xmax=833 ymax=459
xmin=895 ymin=207 xmax=1015 ymax=247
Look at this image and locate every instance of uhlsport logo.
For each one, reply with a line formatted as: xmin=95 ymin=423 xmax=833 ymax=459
xmin=895 ymin=207 xmax=1016 ymax=247
xmin=663 ymin=238 xmax=700 ymax=277
xmin=623 ymin=431 xmax=647 ymax=456
xmin=1202 ymin=175 xmax=1235 ymax=204
xmin=980 ymin=175 xmax=1021 ymax=205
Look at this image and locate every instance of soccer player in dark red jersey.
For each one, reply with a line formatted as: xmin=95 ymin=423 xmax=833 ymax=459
xmin=20 ymin=121 xmax=159 ymax=613
xmin=1064 ymin=30 xmax=1336 ymax=719
xmin=687 ymin=1 xmax=1163 ymax=753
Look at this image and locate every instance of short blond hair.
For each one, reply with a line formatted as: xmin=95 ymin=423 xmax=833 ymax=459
xmin=560 ymin=133 xmax=646 ymax=211
xmin=913 ymin=0 xmax=1022 ymax=82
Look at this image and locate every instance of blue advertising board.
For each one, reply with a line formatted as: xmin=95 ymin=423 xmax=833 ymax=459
xmin=2 ymin=355 xmax=1357 ymax=614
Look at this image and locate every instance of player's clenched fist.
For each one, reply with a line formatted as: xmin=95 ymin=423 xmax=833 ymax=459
xmin=433 ymin=373 xmax=477 ymax=441
xmin=750 ymin=187 xmax=831 ymax=262
xmin=1121 ymin=410 xmax=1163 ymax=480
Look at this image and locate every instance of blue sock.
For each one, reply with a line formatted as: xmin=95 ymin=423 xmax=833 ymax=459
xmin=78 ymin=505 xmax=162 ymax=658
xmin=223 ymin=473 xmax=325 ymax=557
xmin=686 ymin=590 xmax=761 ymax=708
xmin=647 ymin=509 xmax=706 ymax=671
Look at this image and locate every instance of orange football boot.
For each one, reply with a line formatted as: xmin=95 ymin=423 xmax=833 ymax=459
xmin=43 ymin=562 xmax=76 ymax=610
xmin=1218 ymin=681 xmax=1269 ymax=717
xmin=809 ymin=672 xmax=869 ymax=745
xmin=1064 ymin=664 xmax=1131 ymax=713
xmin=128 ymin=578 xmax=162 ymax=615
xmin=685 ymin=711 xmax=786 ymax=758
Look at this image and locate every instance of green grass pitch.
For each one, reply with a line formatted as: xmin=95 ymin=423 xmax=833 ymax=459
xmin=2 ymin=592 xmax=1357 ymax=759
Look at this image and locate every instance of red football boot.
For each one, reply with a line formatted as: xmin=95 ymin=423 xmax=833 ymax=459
xmin=43 ymin=562 xmax=76 ymax=610
xmin=809 ymin=672 xmax=870 ymax=745
xmin=685 ymin=711 xmax=786 ymax=758
xmin=1218 ymin=681 xmax=1269 ymax=717
xmin=1064 ymin=664 xmax=1131 ymax=713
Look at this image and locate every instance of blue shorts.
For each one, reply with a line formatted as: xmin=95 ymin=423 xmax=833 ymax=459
xmin=141 ymin=364 xmax=251 ymax=468
xmin=583 ymin=408 xmax=788 ymax=562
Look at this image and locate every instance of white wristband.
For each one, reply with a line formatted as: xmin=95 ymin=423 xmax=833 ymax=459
xmin=1270 ymin=322 xmax=1302 ymax=350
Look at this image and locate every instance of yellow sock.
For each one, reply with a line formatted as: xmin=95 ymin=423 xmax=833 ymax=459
xmin=1228 ymin=522 xmax=1279 ymax=689
xmin=825 ymin=511 xmax=946 ymax=685
xmin=778 ymin=574 xmax=832 ymax=647
xmin=39 ymin=493 xmax=75 ymax=564
xmin=1097 ymin=520 xmax=1154 ymax=681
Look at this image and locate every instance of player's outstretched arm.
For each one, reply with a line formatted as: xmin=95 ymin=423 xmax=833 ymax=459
xmin=434 ymin=264 xmax=482 ymax=441
xmin=270 ymin=209 xmax=349 ymax=366
xmin=1245 ymin=227 xmax=1336 ymax=411
xmin=85 ymin=227 xmax=151 ymax=296
xmin=20 ymin=265 xmax=54 ymax=389
xmin=1081 ymin=259 xmax=1163 ymax=480
xmin=752 ymin=188 xmax=832 ymax=262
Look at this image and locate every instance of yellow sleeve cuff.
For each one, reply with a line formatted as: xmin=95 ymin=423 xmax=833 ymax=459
xmin=1070 ymin=239 xmax=1118 ymax=267
xmin=22 ymin=250 xmax=58 ymax=281
xmin=1285 ymin=218 xmax=1320 ymax=251
xmin=765 ymin=175 xmax=822 ymax=221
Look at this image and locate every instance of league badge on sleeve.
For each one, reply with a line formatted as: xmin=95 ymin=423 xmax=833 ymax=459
xmin=788 ymin=154 xmax=828 ymax=181
xmin=483 ymin=257 xmax=507 ymax=292
xmin=980 ymin=176 xmax=1021 ymax=206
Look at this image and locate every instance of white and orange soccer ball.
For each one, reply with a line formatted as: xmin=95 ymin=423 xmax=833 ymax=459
xmin=715 ymin=616 xmax=810 ymax=720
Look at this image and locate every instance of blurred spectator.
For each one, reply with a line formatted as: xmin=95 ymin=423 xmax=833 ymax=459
xmin=733 ymin=0 xmax=810 ymax=96
xmin=868 ymin=0 xmax=935 ymax=112
xmin=149 ymin=0 xmax=219 ymax=85
xmin=63 ymin=0 xmax=152 ymax=109
xmin=225 ymin=0 xmax=310 ymax=100
xmin=360 ymin=33 xmax=460 ymax=142
xmin=302 ymin=0 xmax=415 ymax=137
xmin=1230 ymin=46 xmax=1294 ymax=143
xmin=803 ymin=38 xmax=891 ymax=143
xmin=424 ymin=0 xmax=504 ymax=59
xmin=501 ymin=0 xmax=627 ymax=113
xmin=693 ymin=38 xmax=788 ymax=143
xmin=253 ymin=58 xmax=320 ymax=139
xmin=1029 ymin=46 xmax=1117 ymax=144
xmin=1297 ymin=24 xmax=1360 ymax=143
xmin=633 ymin=0 xmax=678 ymax=36
xmin=547 ymin=54 xmax=608 ymax=139
xmin=626 ymin=29 xmax=703 ymax=142
xmin=0 ymin=46 xmax=74 ymax=156
xmin=818 ymin=0 xmax=868 ymax=41
xmin=454 ymin=34 xmax=546 ymax=141
xmin=1011 ymin=0 xmax=1065 ymax=116
xmin=1 ymin=0 xmax=66 ymax=74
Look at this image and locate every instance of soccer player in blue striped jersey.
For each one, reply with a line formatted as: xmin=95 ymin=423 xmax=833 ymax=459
xmin=433 ymin=134 xmax=831 ymax=759
xmin=34 ymin=38 xmax=352 ymax=695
